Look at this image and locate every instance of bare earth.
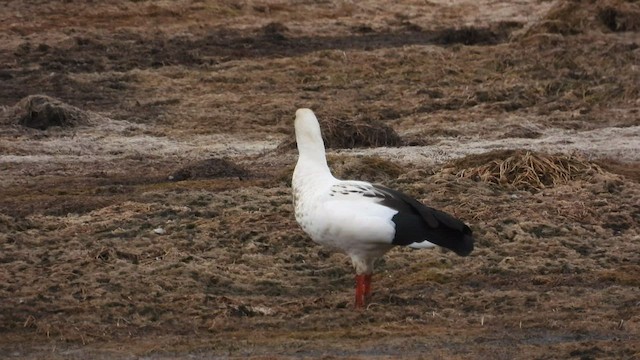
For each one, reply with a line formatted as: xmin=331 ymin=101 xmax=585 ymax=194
xmin=1 ymin=1 xmax=639 ymax=359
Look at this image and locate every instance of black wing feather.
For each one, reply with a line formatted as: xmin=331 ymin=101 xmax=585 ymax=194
xmin=372 ymin=184 xmax=474 ymax=256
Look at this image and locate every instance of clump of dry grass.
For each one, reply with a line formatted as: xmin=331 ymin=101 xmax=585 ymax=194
xmin=522 ymin=0 xmax=640 ymax=37
xmin=0 ymin=95 xmax=93 ymax=130
xmin=328 ymin=155 xmax=405 ymax=183
xmin=321 ymin=116 xmax=403 ymax=148
xmin=260 ymin=22 xmax=288 ymax=41
xmin=278 ymin=115 xmax=403 ymax=150
xmin=449 ymin=150 xmax=605 ymax=191
xmin=169 ymin=158 xmax=249 ymax=181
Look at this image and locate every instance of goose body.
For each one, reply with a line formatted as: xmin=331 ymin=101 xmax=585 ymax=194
xmin=292 ymin=108 xmax=474 ymax=307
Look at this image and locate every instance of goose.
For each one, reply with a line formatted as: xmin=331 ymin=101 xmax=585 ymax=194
xmin=292 ymin=108 xmax=474 ymax=308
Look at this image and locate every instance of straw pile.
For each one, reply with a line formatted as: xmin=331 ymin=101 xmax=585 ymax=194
xmin=453 ymin=150 xmax=604 ymax=191
xmin=522 ymin=0 xmax=640 ymax=36
xmin=320 ymin=117 xmax=402 ymax=149
xmin=1 ymin=95 xmax=92 ymax=129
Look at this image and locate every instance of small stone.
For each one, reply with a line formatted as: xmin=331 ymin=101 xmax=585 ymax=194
xmin=153 ymin=227 xmax=165 ymax=235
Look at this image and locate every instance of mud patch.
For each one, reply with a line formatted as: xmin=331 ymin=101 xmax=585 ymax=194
xmin=6 ymin=23 xmax=520 ymax=76
xmin=433 ymin=22 xmax=521 ymax=46
xmin=169 ymin=158 xmax=249 ymax=181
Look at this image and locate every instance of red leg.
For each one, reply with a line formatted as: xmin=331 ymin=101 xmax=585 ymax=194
xmin=355 ymin=274 xmax=366 ymax=308
xmin=363 ymin=274 xmax=372 ymax=301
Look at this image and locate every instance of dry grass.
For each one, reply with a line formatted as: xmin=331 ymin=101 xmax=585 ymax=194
xmin=320 ymin=116 xmax=403 ymax=148
xmin=1 ymin=0 xmax=640 ymax=358
xmin=0 ymin=95 xmax=94 ymax=129
xmin=449 ymin=150 xmax=606 ymax=191
xmin=328 ymin=155 xmax=405 ymax=183
xmin=522 ymin=0 xmax=640 ymax=36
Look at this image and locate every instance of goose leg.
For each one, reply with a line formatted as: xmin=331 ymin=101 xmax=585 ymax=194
xmin=355 ymin=274 xmax=367 ymax=308
xmin=363 ymin=274 xmax=372 ymax=303
xmin=355 ymin=274 xmax=373 ymax=308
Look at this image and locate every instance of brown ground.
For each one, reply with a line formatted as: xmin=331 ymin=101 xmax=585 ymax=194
xmin=1 ymin=0 xmax=640 ymax=359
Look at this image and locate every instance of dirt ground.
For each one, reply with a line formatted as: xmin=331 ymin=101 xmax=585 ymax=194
xmin=1 ymin=0 xmax=639 ymax=359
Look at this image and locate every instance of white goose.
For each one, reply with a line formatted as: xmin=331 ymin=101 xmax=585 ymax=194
xmin=292 ymin=108 xmax=474 ymax=308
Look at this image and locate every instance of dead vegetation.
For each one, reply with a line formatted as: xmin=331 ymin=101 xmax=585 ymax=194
xmin=0 ymin=95 xmax=94 ymax=130
xmin=328 ymin=155 xmax=405 ymax=183
xmin=319 ymin=116 xmax=403 ymax=148
xmin=447 ymin=150 xmax=608 ymax=191
xmin=523 ymin=0 xmax=640 ymax=36
xmin=1 ymin=0 xmax=640 ymax=359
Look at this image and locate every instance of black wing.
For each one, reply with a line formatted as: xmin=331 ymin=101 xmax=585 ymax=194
xmin=371 ymin=184 xmax=474 ymax=256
